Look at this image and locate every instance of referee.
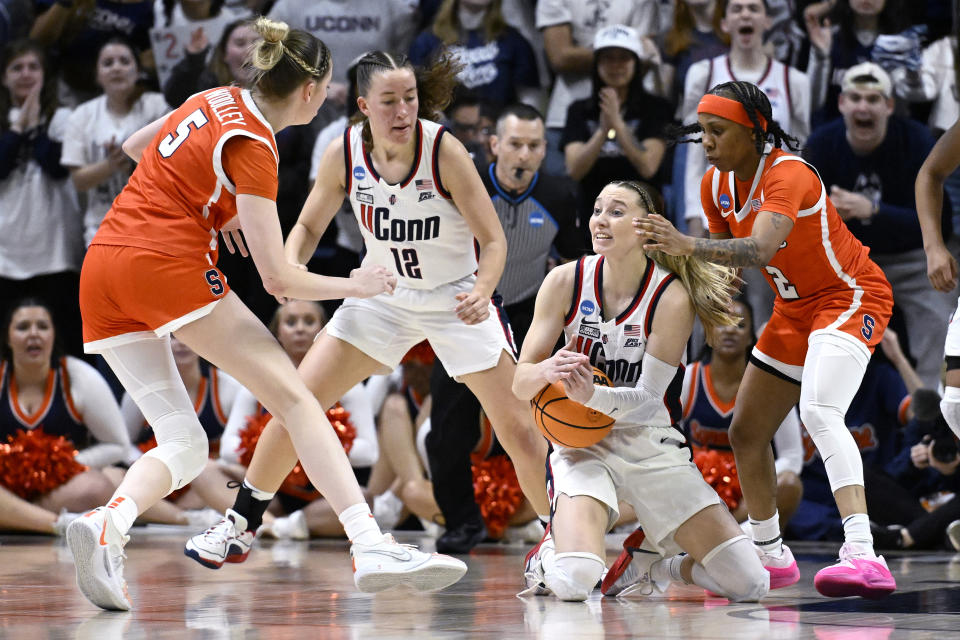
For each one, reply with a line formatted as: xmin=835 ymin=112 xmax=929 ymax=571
xmin=427 ymin=104 xmax=584 ymax=553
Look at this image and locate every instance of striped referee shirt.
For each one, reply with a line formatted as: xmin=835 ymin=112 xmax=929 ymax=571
xmin=482 ymin=162 xmax=583 ymax=306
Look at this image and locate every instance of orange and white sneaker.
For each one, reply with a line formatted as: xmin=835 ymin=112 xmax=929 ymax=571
xmin=814 ymin=542 xmax=896 ymax=599
xmin=66 ymin=507 xmax=132 ymax=611
xmin=184 ymin=509 xmax=255 ymax=569
xmin=350 ymin=533 xmax=467 ymax=592
xmin=757 ymin=543 xmax=801 ymax=589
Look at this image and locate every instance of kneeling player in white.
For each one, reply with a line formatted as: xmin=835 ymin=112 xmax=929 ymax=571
xmin=512 ymin=181 xmax=769 ymax=602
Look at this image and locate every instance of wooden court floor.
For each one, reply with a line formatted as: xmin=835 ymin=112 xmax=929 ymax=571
xmin=2 ymin=527 xmax=960 ymax=639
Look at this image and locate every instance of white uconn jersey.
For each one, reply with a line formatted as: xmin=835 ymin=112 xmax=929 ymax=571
xmin=563 ymin=255 xmax=685 ymax=428
xmin=344 ymin=119 xmax=477 ymax=289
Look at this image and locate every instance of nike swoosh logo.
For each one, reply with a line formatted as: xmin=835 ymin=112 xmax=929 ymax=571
xmin=363 ymin=548 xmax=413 ymax=562
xmin=100 ymin=522 xmax=108 ymax=546
xmin=581 ymin=319 xmax=598 ymax=325
xmin=357 ymin=185 xmax=373 ymax=190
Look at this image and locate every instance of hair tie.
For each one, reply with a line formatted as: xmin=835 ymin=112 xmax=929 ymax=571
xmin=697 ymin=94 xmax=767 ymax=131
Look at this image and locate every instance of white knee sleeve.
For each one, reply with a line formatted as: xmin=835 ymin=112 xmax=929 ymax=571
xmin=102 ymin=337 xmax=210 ymax=494
xmin=692 ymin=535 xmax=769 ymax=602
xmin=800 ymin=334 xmax=868 ymax=493
xmin=941 ymin=387 xmax=960 ymax=441
xmin=544 ymin=552 xmax=605 ymax=602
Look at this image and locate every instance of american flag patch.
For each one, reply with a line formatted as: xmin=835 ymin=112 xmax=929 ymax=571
xmin=624 ymin=324 xmax=643 ymax=336
xmin=415 ymin=179 xmax=433 ymax=191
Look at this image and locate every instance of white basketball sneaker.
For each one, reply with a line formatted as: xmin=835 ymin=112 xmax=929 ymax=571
xmin=350 ymin=533 xmax=467 ymax=592
xmin=66 ymin=507 xmax=132 ymax=611
xmin=184 ymin=508 xmax=255 ymax=569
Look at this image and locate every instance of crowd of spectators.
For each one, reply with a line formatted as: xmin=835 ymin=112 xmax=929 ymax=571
xmin=1 ymin=0 xmax=960 ymax=552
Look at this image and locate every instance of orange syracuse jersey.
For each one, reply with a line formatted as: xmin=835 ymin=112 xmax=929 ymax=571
xmin=91 ymin=86 xmax=279 ymax=262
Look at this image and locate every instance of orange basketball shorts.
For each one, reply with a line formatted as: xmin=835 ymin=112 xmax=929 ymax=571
xmin=80 ymin=244 xmax=229 ymax=351
xmin=755 ymin=261 xmax=893 ymax=372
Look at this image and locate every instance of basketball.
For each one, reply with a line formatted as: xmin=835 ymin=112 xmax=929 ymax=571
xmin=531 ymin=367 xmax=615 ymax=448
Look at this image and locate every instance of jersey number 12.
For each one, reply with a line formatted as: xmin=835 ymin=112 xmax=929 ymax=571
xmin=390 ymin=247 xmax=422 ymax=279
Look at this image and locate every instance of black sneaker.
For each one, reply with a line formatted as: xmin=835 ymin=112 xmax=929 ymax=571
xmin=436 ymin=518 xmax=487 ymax=554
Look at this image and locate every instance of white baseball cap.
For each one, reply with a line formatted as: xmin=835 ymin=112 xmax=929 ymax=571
xmin=841 ymin=62 xmax=892 ymax=98
xmin=592 ymin=24 xmax=644 ymax=60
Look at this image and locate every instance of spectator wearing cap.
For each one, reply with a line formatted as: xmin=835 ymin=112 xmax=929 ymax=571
xmin=561 ymin=24 xmax=674 ymax=247
xmin=803 ymin=62 xmax=955 ymax=389
xmin=535 ymin=0 xmax=652 ymax=176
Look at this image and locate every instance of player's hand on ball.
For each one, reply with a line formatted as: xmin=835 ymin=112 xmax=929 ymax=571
xmin=454 ymin=291 xmax=489 ymax=325
xmin=351 ymin=265 xmax=396 ymax=297
xmin=562 ymin=361 xmax=596 ymax=404
xmin=540 ymin=337 xmax=591 ymax=385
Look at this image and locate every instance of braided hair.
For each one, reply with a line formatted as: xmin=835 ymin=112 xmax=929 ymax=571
xmin=671 ymin=81 xmax=800 ymax=154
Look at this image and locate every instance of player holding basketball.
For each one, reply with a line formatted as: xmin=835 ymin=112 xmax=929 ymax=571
xmin=66 ymin=19 xmax=466 ymax=612
xmin=514 ymin=180 xmax=770 ymax=603
xmin=185 ymin=50 xmax=552 ymax=564
xmin=629 ymin=81 xmax=897 ymax=598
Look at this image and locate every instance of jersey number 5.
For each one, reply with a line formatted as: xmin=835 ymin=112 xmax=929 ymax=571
xmin=765 ymin=266 xmax=799 ymax=299
xmin=158 ymin=108 xmax=209 ymax=158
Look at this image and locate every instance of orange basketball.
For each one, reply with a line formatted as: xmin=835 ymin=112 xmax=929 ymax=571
xmin=531 ymin=367 xmax=615 ymax=448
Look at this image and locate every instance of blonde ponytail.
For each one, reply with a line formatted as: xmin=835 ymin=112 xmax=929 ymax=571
xmin=607 ymin=180 xmax=741 ymax=337
xmin=245 ymin=16 xmax=331 ymax=100
xmin=250 ymin=17 xmax=288 ymax=72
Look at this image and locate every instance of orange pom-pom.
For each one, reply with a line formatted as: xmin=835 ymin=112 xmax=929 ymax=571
xmin=471 ymin=454 xmax=524 ymax=539
xmin=531 ymin=367 xmax=615 ymax=448
xmin=693 ymin=447 xmax=741 ymax=510
xmin=0 ymin=428 xmax=87 ymax=500
xmin=237 ymin=405 xmax=356 ymax=501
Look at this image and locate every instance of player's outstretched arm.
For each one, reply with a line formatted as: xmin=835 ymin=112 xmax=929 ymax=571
xmin=238 ymin=193 xmax=395 ymax=301
xmin=285 ymin=134 xmax=347 ymax=267
xmin=916 ymin=118 xmax=960 ymax=292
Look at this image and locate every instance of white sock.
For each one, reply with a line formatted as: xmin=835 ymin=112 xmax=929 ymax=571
xmin=106 ymin=494 xmax=139 ymax=535
xmin=842 ymin=513 xmax=874 ymax=549
xmin=339 ymin=502 xmax=383 ymax=545
xmin=243 ymin=478 xmax=275 ymax=501
xmin=663 ymin=554 xmax=686 ymax=583
xmin=749 ymin=512 xmax=783 ymax=556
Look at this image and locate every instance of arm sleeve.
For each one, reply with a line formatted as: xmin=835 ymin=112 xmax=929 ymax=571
xmin=219 ymin=387 xmax=258 ymax=464
xmin=221 ymin=135 xmax=278 ymax=200
xmin=583 ymin=352 xmax=678 ymax=423
xmin=773 ymin=408 xmax=804 ymax=476
xmin=339 ymin=383 xmax=379 ymax=468
xmin=66 ymin=358 xmax=130 ymax=468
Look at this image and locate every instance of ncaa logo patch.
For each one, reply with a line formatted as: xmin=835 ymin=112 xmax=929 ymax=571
xmin=719 ymin=194 xmax=731 ymax=209
xmin=529 ymin=211 xmax=544 ymax=227
xmin=353 ymin=166 xmax=366 ymax=181
xmin=580 ymin=300 xmax=595 ymax=315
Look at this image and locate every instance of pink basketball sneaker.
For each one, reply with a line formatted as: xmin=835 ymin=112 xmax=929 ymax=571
xmin=757 ymin=543 xmax=801 ymax=589
xmin=814 ymin=543 xmax=896 ymax=599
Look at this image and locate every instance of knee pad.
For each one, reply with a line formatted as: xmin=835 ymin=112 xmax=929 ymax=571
xmin=142 ymin=409 xmax=209 ymax=494
xmin=941 ymin=387 xmax=960 ymax=440
xmin=544 ymin=552 xmax=604 ymax=602
xmin=698 ymin=535 xmax=769 ymax=602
